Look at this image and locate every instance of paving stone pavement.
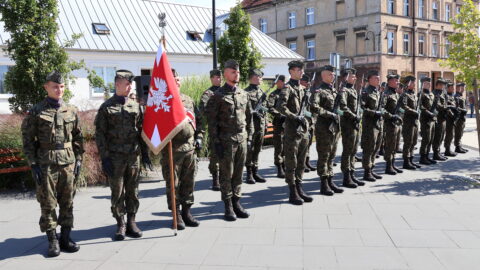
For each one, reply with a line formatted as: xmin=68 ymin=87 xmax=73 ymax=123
xmin=1 ymin=121 xmax=479 ymax=270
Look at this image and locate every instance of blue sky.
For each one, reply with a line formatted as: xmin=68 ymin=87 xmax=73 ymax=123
xmin=164 ymin=0 xmax=238 ymax=10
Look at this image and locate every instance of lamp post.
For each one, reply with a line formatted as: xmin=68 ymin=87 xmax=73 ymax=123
xmin=212 ymin=0 xmax=217 ymax=69
xmin=364 ymin=30 xmax=376 ymax=52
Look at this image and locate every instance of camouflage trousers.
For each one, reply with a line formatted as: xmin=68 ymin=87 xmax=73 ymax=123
xmin=384 ymin=122 xmax=400 ymax=162
xmin=433 ymin=118 xmax=446 ymax=153
xmin=444 ymin=117 xmax=456 ymax=149
xmin=161 ymin=150 xmax=197 ymax=209
xmin=402 ymin=119 xmax=418 ymax=159
xmin=306 ymin=127 xmax=314 ymax=161
xmin=246 ymin=129 xmax=265 ymax=168
xmin=108 ymin=153 xmax=140 ymax=218
xmin=283 ymin=126 xmax=309 ymax=185
xmin=316 ymin=124 xmax=340 ymax=177
xmin=361 ymin=120 xmax=381 ymax=170
xmin=420 ymin=119 xmax=435 ymax=155
xmin=341 ymin=123 xmax=359 ymax=173
xmin=36 ymin=163 xmax=76 ymax=232
xmin=208 ymin=140 xmax=219 ymax=176
xmin=454 ymin=118 xmax=466 ymax=147
xmin=219 ymin=140 xmax=247 ymax=200
xmin=272 ymin=123 xmax=284 ymax=166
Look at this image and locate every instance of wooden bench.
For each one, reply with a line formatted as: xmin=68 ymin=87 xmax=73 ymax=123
xmin=0 ymin=148 xmax=30 ymax=174
xmin=264 ymin=123 xmax=274 ymax=139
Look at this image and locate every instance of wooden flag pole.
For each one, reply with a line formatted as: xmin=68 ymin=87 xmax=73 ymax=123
xmin=168 ymin=141 xmax=177 ymax=236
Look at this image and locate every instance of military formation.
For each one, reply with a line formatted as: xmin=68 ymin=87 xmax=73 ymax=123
xmin=22 ymin=60 xmax=470 ymax=257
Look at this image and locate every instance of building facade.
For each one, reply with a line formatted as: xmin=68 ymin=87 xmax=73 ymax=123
xmin=244 ymin=0 xmax=478 ymax=86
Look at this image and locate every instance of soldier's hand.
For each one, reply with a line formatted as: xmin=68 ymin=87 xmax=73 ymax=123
xmin=214 ymin=142 xmax=224 ymax=159
xmin=374 ymin=111 xmax=383 ymax=118
xmin=247 ymin=140 xmax=252 ymax=149
xmin=31 ymin=164 xmax=42 ymax=185
xmin=295 ymin=115 xmax=306 ymax=125
xmin=73 ymin=160 xmax=82 ymax=178
xmin=195 ymin=138 xmax=203 ymax=151
xmin=102 ymin=158 xmax=114 ymax=177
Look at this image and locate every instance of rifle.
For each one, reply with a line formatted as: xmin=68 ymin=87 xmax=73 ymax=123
xmin=329 ymin=75 xmax=348 ymax=131
xmin=354 ymin=74 xmax=365 ymax=130
xmin=374 ymin=82 xmax=386 ymax=128
xmin=392 ymin=92 xmax=405 ymax=126
xmin=296 ymin=72 xmax=316 ymax=133
xmin=253 ymin=75 xmax=280 ymax=117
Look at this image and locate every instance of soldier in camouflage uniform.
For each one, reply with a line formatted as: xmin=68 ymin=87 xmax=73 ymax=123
xmin=419 ymin=77 xmax=438 ymax=165
xmin=198 ymin=69 xmax=222 ymax=191
xmin=340 ymin=68 xmax=365 ymax=188
xmin=244 ymin=68 xmax=267 ymax=184
xmin=432 ymin=78 xmax=449 ymax=161
xmin=310 ymin=65 xmax=348 ymax=196
xmin=401 ymin=76 xmax=421 ymax=170
xmin=454 ymin=83 xmax=469 ymax=154
xmin=206 ymin=60 xmax=253 ymax=221
xmin=300 ymin=74 xmax=316 ymax=172
xmin=382 ymin=74 xmax=404 ymax=175
xmin=21 ymin=71 xmax=84 ymax=257
xmin=361 ymin=70 xmax=384 ymax=182
xmin=160 ymin=69 xmax=201 ymax=230
xmin=395 ymin=84 xmax=405 ymax=153
xmin=267 ymin=75 xmax=286 ymax=178
xmin=276 ymin=60 xmax=313 ymax=205
xmin=95 ymin=70 xmax=151 ymax=241
xmin=444 ymin=81 xmax=458 ymax=157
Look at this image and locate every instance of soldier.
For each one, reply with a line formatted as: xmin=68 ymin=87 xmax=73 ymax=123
xmin=340 ymin=68 xmax=365 ymax=188
xmin=382 ymin=74 xmax=404 ymax=175
xmin=198 ymin=69 xmax=222 ymax=191
xmin=395 ymin=84 xmax=405 ymax=153
xmin=95 ymin=70 xmax=151 ymax=241
xmin=206 ymin=60 xmax=252 ymax=221
xmin=21 ymin=71 xmax=84 ymax=257
xmin=401 ymin=76 xmax=422 ymax=169
xmin=361 ymin=70 xmax=384 ymax=182
xmin=310 ymin=65 xmax=348 ymax=196
xmin=244 ymin=68 xmax=267 ymax=184
xmin=419 ymin=77 xmax=438 ymax=165
xmin=454 ymin=83 xmax=468 ymax=153
xmin=300 ymin=74 xmax=316 ymax=172
xmin=444 ymin=81 xmax=458 ymax=157
xmin=432 ymin=78 xmax=449 ymax=161
xmin=267 ymin=75 xmax=286 ymax=178
xmin=276 ymin=60 xmax=313 ymax=205
xmin=160 ymin=69 xmax=201 ymax=230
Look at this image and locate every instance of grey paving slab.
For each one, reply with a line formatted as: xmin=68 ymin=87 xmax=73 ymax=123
xmin=431 ymin=248 xmax=480 ymax=270
xmin=303 ymin=228 xmax=363 ymax=246
xmin=334 ymin=247 xmax=409 ymax=269
xmin=398 ymin=248 xmax=446 ymax=270
xmin=387 ymin=229 xmax=457 ymax=248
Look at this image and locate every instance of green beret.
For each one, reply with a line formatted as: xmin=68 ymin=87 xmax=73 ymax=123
xmin=224 ymin=59 xmax=239 ymax=70
xmin=210 ymin=69 xmax=221 ymax=78
xmin=403 ymin=75 xmax=416 ymax=83
xmin=447 ymin=82 xmax=454 ymax=87
xmin=387 ymin=74 xmax=400 ymax=80
xmin=436 ymin=77 xmax=447 ymax=85
xmin=420 ymin=77 xmax=431 ymax=83
xmin=248 ymin=68 xmax=264 ymax=78
xmin=115 ymin=69 xmax=135 ymax=82
xmin=276 ymin=74 xmax=286 ymax=82
xmin=366 ymin=70 xmax=379 ymax=79
xmin=301 ymin=74 xmax=310 ymax=82
xmin=321 ymin=65 xmax=335 ymax=72
xmin=341 ymin=68 xmax=357 ymax=77
xmin=288 ymin=60 xmax=304 ymax=70
xmin=46 ymin=70 xmax=65 ymax=84
xmin=456 ymin=82 xmax=466 ymax=87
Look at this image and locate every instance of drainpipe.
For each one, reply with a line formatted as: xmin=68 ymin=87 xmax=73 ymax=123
xmin=412 ymin=0 xmax=416 ymax=78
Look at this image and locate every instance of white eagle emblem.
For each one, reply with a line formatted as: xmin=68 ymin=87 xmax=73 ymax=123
xmin=147 ymin=77 xmax=173 ymax=112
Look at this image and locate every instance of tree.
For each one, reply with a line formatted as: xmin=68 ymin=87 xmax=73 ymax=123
xmin=0 ymin=0 xmax=102 ymax=112
xmin=216 ymin=3 xmax=263 ymax=83
xmin=441 ymin=0 xmax=480 ymax=154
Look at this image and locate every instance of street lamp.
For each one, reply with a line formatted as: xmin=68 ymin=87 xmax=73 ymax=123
xmin=364 ymin=30 xmax=376 ymax=52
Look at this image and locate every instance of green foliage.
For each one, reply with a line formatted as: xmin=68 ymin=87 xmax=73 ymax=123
xmin=216 ymin=3 xmax=263 ymax=83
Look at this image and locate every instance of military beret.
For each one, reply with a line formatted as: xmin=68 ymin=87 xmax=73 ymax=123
xmin=248 ymin=68 xmax=264 ymax=78
xmin=301 ymin=74 xmax=310 ymax=82
xmin=341 ymin=68 xmax=357 ymax=77
xmin=46 ymin=70 xmax=65 ymax=84
xmin=224 ymin=59 xmax=239 ymax=70
xmin=288 ymin=60 xmax=304 ymax=70
xmin=447 ymin=82 xmax=454 ymax=87
xmin=387 ymin=74 xmax=400 ymax=80
xmin=456 ymin=82 xmax=466 ymax=87
xmin=210 ymin=69 xmax=221 ymax=78
xmin=366 ymin=70 xmax=379 ymax=79
xmin=115 ymin=69 xmax=135 ymax=82
xmin=320 ymin=65 xmax=335 ymax=72
xmin=403 ymin=75 xmax=416 ymax=83
xmin=171 ymin=68 xmax=179 ymax=77
xmin=420 ymin=77 xmax=431 ymax=83
xmin=276 ymin=74 xmax=286 ymax=82
xmin=436 ymin=77 xmax=447 ymax=84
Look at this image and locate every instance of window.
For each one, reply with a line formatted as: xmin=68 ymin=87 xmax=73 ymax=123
xmin=432 ymin=1 xmax=439 ymax=20
xmin=403 ymin=0 xmax=410 ymax=16
xmin=288 ymin=12 xmax=296 ymax=29
xmin=445 ymin=4 xmax=451 ymax=22
xmin=387 ymin=32 xmax=395 ymax=54
xmin=456 ymin=6 xmax=462 ymax=23
xmin=388 ymin=0 xmax=395 ymax=14
xmin=336 ymin=35 xmax=346 ymax=55
xmin=356 ymin=32 xmax=366 ymax=55
xmin=418 ymin=0 xmax=425 ymax=18
xmin=445 ymin=38 xmax=451 ymax=57
xmin=259 ymin=18 xmax=267 ymax=33
xmin=288 ymin=41 xmax=297 ymax=52
xmin=432 ymin=35 xmax=438 ymax=57
xmin=403 ymin=33 xmax=410 ymax=55
xmin=92 ymin=23 xmax=111 ymax=35
xmin=306 ymin=7 xmax=315 ymax=25
xmin=306 ymin=39 xmax=315 ymax=60
xmin=0 ymin=65 xmax=11 ymax=94
xmin=93 ymin=66 xmax=116 ymax=94
xmin=418 ymin=34 xmax=425 ymax=56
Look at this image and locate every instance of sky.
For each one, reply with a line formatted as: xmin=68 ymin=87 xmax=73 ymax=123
xmin=163 ymin=0 xmax=238 ymax=11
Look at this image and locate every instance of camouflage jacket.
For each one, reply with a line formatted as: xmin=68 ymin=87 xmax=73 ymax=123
xmin=420 ymin=90 xmax=436 ymax=122
xmin=402 ymin=90 xmax=419 ymax=122
xmin=245 ymin=84 xmax=267 ymax=133
xmin=276 ymin=79 xmax=311 ymax=133
xmin=21 ymin=99 xmax=84 ymax=166
xmin=433 ymin=89 xmax=448 ymax=120
xmin=206 ymin=83 xmax=253 ymax=144
xmin=94 ymin=95 xmax=145 ymax=159
xmin=267 ymin=88 xmax=285 ymax=126
xmin=383 ymin=87 xmax=400 ymax=123
xmin=362 ymin=85 xmax=382 ymax=120
xmin=340 ymin=84 xmax=358 ymax=122
xmin=310 ymin=83 xmax=346 ymax=131
xmin=455 ymin=93 xmax=468 ymax=119
xmin=445 ymin=93 xmax=457 ymax=119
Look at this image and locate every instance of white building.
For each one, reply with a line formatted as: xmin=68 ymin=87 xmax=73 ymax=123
xmin=0 ymin=0 xmax=302 ymax=113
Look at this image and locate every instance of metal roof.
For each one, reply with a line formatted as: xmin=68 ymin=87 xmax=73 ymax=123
xmin=0 ymin=0 xmax=302 ymax=60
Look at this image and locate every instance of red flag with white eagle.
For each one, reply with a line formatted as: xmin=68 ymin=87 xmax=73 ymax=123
xmin=142 ymin=44 xmax=189 ymax=155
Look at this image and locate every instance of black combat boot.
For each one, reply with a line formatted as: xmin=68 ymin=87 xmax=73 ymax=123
xmin=182 ymin=204 xmax=200 ymax=227
xmin=426 ymin=152 xmax=437 ymax=164
xmin=350 ymin=170 xmax=365 ymax=186
xmin=46 ymin=229 xmax=60 ymax=257
xmin=304 ymin=166 xmax=310 ymax=173
xmin=232 ymin=196 xmax=250 ymax=218
xmin=385 ymin=160 xmax=397 ymax=175
xmin=410 ymin=157 xmax=421 ymax=169
xmin=114 ymin=216 xmax=126 ymax=241
xmin=276 ymin=164 xmax=285 ymax=178
xmin=460 ymin=146 xmax=469 ymax=153
xmin=252 ymin=166 xmax=266 ymax=183
xmin=403 ymin=158 xmax=416 ymax=170
xmin=363 ymin=169 xmax=376 ymax=182
xmin=455 ymin=146 xmax=467 ymax=153
xmin=212 ymin=171 xmax=220 ymax=191
xmin=305 ymin=157 xmax=316 ymax=170
xmin=419 ymin=154 xmax=432 ymax=165
xmin=342 ymin=172 xmax=358 ymax=188
xmin=320 ymin=176 xmax=334 ymax=196
xmin=392 ymin=158 xmax=403 ymax=173
xmin=295 ymin=181 xmax=313 ymax=202
xmin=223 ymin=198 xmax=237 ymax=221
xmin=288 ymin=183 xmax=304 ymax=205
xmin=245 ymin=166 xmax=255 ymax=184
xmin=444 ymin=146 xmax=457 ymax=157
xmin=355 ymin=155 xmax=362 ymax=162
xmin=59 ymin=227 xmax=80 ymax=253
xmin=328 ymin=176 xmax=344 ymax=193
xmin=433 ymin=151 xmax=447 ymax=161
xmin=175 ymin=205 xmax=186 ymax=230
xmin=371 ymin=166 xmax=383 ymax=179
xmin=126 ymin=213 xmax=143 ymax=238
